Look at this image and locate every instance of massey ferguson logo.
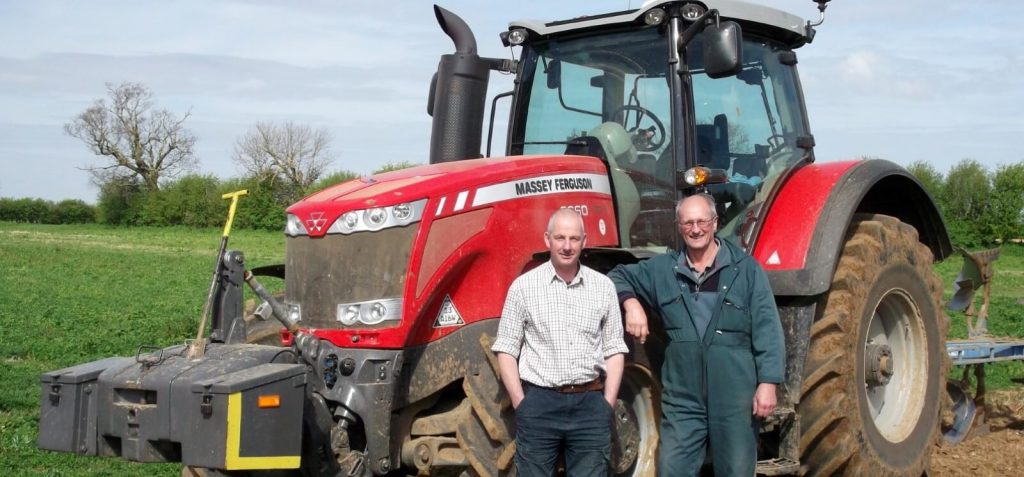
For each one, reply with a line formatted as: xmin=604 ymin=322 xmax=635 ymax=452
xmin=305 ymin=212 xmax=327 ymax=232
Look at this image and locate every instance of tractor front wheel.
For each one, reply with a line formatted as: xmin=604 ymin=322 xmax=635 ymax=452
xmin=799 ymin=214 xmax=947 ymax=475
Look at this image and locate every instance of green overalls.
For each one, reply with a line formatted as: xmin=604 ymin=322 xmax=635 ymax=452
xmin=608 ymin=239 xmax=785 ymax=476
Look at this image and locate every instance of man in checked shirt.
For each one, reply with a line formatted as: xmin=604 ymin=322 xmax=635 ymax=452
xmin=492 ymin=208 xmax=629 ymax=476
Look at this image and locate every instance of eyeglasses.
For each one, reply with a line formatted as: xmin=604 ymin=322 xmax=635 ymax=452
xmin=678 ymin=218 xmax=716 ymax=230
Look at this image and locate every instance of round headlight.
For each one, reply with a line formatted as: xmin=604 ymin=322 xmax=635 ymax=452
xmin=342 ymin=211 xmax=359 ymax=229
xmin=364 ymin=302 xmax=388 ymax=324
xmin=508 ymin=28 xmax=527 ymax=46
xmin=340 ymin=305 xmax=360 ymax=325
xmin=681 ymin=3 xmax=705 ymax=20
xmin=643 ymin=8 xmax=666 ymax=26
xmin=365 ymin=208 xmax=387 ymax=228
xmin=392 ymin=203 xmax=412 ymax=222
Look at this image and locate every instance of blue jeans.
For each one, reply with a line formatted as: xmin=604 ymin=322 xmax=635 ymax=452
xmin=514 ymin=383 xmax=613 ymax=477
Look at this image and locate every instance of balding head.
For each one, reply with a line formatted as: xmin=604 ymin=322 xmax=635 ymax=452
xmin=547 ymin=208 xmax=586 ymax=236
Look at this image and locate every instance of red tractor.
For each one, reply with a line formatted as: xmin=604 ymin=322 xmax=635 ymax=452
xmin=39 ymin=1 xmax=951 ymax=475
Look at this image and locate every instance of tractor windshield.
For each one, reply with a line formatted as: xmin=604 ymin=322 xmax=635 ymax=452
xmin=510 ymin=26 xmax=809 ymax=251
xmin=511 ymin=27 xmax=677 ymax=248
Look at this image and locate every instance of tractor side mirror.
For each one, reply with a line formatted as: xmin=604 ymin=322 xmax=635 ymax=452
xmin=702 ymin=21 xmax=743 ymax=79
xmin=546 ymin=59 xmax=561 ymax=89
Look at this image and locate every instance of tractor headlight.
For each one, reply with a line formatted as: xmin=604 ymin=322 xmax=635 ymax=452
xmin=286 ymin=302 xmax=302 ymax=323
xmin=391 ymin=202 xmax=413 ymax=223
xmin=643 ymin=8 xmax=666 ymax=26
xmin=339 ymin=304 xmax=361 ymax=326
xmin=507 ymin=28 xmax=528 ymax=46
xmin=285 ymin=214 xmax=308 ymax=236
xmin=335 ymin=298 xmax=402 ymax=326
xmin=325 ymin=199 xmax=427 ymax=235
xmin=341 ymin=211 xmax=359 ymax=231
xmin=681 ymin=3 xmax=706 ymax=20
xmin=364 ymin=207 xmax=387 ymax=229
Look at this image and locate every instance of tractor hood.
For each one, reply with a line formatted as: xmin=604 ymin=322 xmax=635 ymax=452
xmin=286 ymin=155 xmax=612 ymax=239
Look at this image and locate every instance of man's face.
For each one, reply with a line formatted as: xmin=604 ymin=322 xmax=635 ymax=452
xmin=545 ymin=214 xmax=586 ymax=270
xmin=677 ymin=198 xmax=717 ymax=252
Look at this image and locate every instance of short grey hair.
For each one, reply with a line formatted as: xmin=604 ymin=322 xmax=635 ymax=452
xmin=546 ymin=208 xmax=586 ymax=236
xmin=675 ymin=193 xmax=717 ymax=221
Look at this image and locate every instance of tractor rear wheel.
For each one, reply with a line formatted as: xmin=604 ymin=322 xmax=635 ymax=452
xmin=612 ymin=366 xmax=659 ymax=476
xmin=799 ymin=214 xmax=947 ymax=475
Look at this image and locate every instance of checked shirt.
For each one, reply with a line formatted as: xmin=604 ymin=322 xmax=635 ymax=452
xmin=492 ymin=261 xmax=629 ymax=388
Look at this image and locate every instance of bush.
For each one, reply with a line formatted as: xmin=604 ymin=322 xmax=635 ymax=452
xmin=53 ymin=199 xmax=96 ymax=224
xmin=96 ymin=178 xmax=147 ymax=225
xmin=989 ymin=161 xmax=1024 ymax=243
xmin=309 ymin=170 xmax=360 ymax=194
xmin=0 ymin=197 xmax=54 ymax=223
xmin=138 ymin=174 xmax=223 ymax=227
xmin=940 ymin=159 xmax=992 ymax=247
xmin=222 ymin=176 xmax=287 ymax=231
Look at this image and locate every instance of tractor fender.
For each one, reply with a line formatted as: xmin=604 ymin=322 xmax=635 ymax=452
xmin=752 ymin=159 xmax=952 ymax=296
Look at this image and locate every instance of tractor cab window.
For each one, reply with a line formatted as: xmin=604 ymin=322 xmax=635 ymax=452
xmin=688 ymin=37 xmax=809 ymax=245
xmin=513 ymin=28 xmax=676 ymax=249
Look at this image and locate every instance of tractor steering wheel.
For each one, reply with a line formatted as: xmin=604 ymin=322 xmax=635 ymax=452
xmin=610 ymin=104 xmax=666 ymax=152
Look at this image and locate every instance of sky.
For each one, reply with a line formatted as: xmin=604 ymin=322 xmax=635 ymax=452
xmin=1 ymin=0 xmax=1022 ymax=203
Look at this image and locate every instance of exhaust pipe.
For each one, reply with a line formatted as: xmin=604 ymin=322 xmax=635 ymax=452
xmin=428 ymin=5 xmax=490 ymax=164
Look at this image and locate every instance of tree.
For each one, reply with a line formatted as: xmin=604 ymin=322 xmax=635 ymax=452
xmin=941 ymin=159 xmax=992 ymax=246
xmin=905 ymin=160 xmax=944 ymax=203
xmin=64 ymin=82 xmax=197 ymax=191
xmin=232 ymin=121 xmax=334 ymax=195
xmin=989 ymin=161 xmax=1024 ymax=242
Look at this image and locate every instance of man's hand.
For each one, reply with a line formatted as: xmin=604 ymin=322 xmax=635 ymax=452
xmin=511 ymin=392 xmax=526 ymax=410
xmin=752 ymin=383 xmax=777 ymax=418
xmin=623 ymin=298 xmax=649 ymax=344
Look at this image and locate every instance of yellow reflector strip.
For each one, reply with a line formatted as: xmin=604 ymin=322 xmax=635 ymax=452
xmin=225 ymin=392 xmax=300 ymax=470
xmin=258 ymin=394 xmax=281 ymax=408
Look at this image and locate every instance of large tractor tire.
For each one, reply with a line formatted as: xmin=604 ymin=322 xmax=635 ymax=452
xmin=799 ymin=214 xmax=947 ymax=475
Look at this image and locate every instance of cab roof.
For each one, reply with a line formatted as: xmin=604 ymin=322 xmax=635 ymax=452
xmin=510 ymin=0 xmax=810 ymax=47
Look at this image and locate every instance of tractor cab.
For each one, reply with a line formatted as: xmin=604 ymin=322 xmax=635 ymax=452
xmin=503 ymin=0 xmax=815 ymax=251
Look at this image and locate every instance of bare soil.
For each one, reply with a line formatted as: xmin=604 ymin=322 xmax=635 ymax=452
xmin=932 ymin=390 xmax=1024 ymax=476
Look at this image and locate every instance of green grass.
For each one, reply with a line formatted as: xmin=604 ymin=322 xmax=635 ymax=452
xmin=1 ymin=223 xmax=1023 ymax=475
xmin=1 ymin=223 xmax=283 ymax=476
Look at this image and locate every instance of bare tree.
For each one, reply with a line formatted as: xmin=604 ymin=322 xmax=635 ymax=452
xmin=64 ymin=82 xmax=197 ymax=191
xmin=232 ymin=121 xmax=334 ymax=191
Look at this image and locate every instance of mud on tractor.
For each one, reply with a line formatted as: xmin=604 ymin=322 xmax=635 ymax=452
xmin=38 ymin=1 xmax=952 ymax=475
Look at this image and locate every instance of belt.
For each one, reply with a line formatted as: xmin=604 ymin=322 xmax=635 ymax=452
xmin=526 ymin=377 xmax=604 ymax=394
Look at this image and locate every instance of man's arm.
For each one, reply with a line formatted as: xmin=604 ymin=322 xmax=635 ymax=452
xmin=491 ymin=283 xmax=528 ymax=408
xmin=622 ymin=298 xmax=650 ymax=344
xmin=749 ymin=265 xmax=785 ymax=384
xmin=608 ymin=260 xmax=659 ymax=344
xmin=603 ymin=353 xmax=625 ymax=407
xmin=748 ymin=264 xmax=785 ymax=418
xmin=497 ymin=352 xmax=526 ymax=409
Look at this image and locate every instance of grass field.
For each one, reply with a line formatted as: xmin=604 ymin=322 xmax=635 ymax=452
xmin=1 ymin=223 xmax=1022 ymax=475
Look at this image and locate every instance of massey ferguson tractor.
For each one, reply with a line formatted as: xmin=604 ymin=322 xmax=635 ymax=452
xmin=38 ymin=1 xmax=953 ymax=475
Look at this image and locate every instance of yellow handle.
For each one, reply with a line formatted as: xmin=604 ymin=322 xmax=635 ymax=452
xmin=221 ymin=190 xmax=249 ymax=237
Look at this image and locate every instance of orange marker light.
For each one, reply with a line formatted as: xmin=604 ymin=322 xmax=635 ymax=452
xmin=258 ymin=394 xmax=281 ymax=408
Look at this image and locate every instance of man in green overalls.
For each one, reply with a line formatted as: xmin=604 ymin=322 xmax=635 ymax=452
xmin=608 ymin=194 xmax=785 ymax=476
